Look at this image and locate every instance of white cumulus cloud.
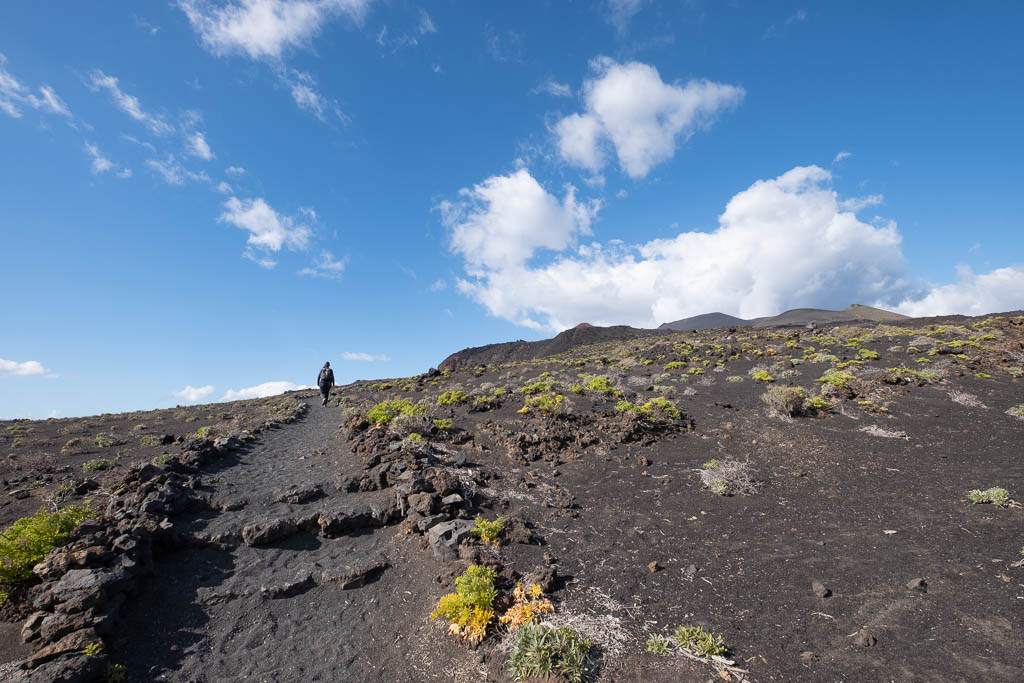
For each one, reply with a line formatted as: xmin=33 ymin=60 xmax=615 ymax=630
xmin=173 ymin=384 xmax=215 ymax=402
xmin=892 ymin=265 xmax=1024 ymax=318
xmin=444 ymin=164 xmax=1022 ymax=331
xmin=219 ymin=196 xmax=313 ymax=264
xmin=221 ymin=380 xmax=310 ymax=401
xmin=341 ymin=351 xmax=390 ymax=361
xmin=88 ymin=69 xmax=173 ymax=135
xmin=438 ymin=167 xmax=599 ymax=277
xmin=0 ymin=357 xmax=52 ymax=377
xmin=555 ymin=57 xmax=744 ymax=179
xmin=225 ymin=165 xmax=246 ymax=175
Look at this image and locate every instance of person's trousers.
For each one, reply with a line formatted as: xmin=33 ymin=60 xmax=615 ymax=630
xmin=319 ymin=385 xmax=331 ymax=404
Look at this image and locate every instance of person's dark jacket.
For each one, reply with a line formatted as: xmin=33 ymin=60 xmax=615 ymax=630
xmin=317 ymin=366 xmax=334 ymax=388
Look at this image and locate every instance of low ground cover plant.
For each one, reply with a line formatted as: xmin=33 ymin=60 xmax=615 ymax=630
xmin=82 ymin=458 xmax=115 ymax=472
xmin=437 ymin=390 xmax=468 ymax=406
xmin=473 ymin=516 xmax=505 ymax=546
xmin=498 ymin=582 xmax=553 ymax=631
xmin=968 ymin=487 xmax=1010 ymax=506
xmin=585 ymin=375 xmax=620 ymax=396
xmin=430 ymin=565 xmax=497 ymax=644
xmin=517 ymin=393 xmax=565 ymax=415
xmin=366 ymin=399 xmax=425 ymax=425
xmin=0 ymin=505 xmax=96 ymax=583
xmin=507 ymin=623 xmax=591 ymax=683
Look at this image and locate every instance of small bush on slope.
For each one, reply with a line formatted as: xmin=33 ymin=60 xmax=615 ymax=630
xmin=0 ymin=506 xmax=96 ymax=583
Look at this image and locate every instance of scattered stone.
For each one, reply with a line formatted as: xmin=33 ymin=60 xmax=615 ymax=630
xmin=648 ymin=561 xmax=661 ymax=573
xmin=524 ymin=565 xmax=558 ymax=593
xmin=799 ymin=651 xmax=817 ymax=663
xmin=854 ymin=630 xmax=876 ymax=647
xmin=241 ymin=518 xmax=298 ymax=546
xmin=261 ymin=574 xmax=315 ymax=599
xmin=321 ymin=556 xmax=389 ymax=590
xmin=271 ymin=484 xmax=323 ymax=505
xmin=684 ymin=564 xmax=698 ymax=576
xmin=811 ymin=580 xmax=831 ymax=598
xmin=906 ymin=578 xmax=928 ymax=593
xmin=440 ymin=493 xmax=463 ymax=507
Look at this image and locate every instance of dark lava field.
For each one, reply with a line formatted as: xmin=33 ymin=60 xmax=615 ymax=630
xmin=2 ymin=311 xmax=1023 ymax=682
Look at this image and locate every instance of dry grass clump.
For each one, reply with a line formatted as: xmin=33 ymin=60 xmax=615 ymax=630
xmin=859 ymin=425 xmax=908 ymax=439
xmin=949 ymin=391 xmax=987 ymax=409
xmin=760 ymin=386 xmax=805 ymax=418
xmin=699 ymin=459 xmax=761 ymax=496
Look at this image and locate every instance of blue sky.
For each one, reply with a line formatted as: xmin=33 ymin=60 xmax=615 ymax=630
xmin=1 ymin=1 xmax=1022 ymax=419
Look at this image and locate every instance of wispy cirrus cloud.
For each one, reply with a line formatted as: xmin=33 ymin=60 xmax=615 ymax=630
xmin=177 ymin=0 xmax=369 ymax=120
xmin=84 ymin=142 xmax=132 ymax=178
xmin=532 ymin=79 xmax=572 ymax=97
xmin=341 ymin=351 xmax=390 ymax=361
xmin=219 ymin=196 xmax=313 ymax=265
xmin=88 ymin=69 xmax=173 ymax=135
xmin=0 ymin=53 xmax=72 ymax=119
xmin=299 ymin=249 xmax=347 ymax=279
xmin=186 ymin=131 xmax=214 ymax=160
xmin=146 ymin=155 xmax=210 ymax=185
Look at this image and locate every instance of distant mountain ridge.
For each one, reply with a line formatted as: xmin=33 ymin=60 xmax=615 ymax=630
xmin=658 ymin=304 xmax=908 ymax=331
xmin=438 ymin=324 xmax=666 ymax=371
xmin=439 ymin=305 xmax=908 ymax=370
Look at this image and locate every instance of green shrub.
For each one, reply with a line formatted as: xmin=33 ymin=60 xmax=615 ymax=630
xmin=193 ymin=426 xmax=215 ymax=439
xmin=646 ymin=633 xmax=671 ymax=655
xmin=520 ymin=381 xmax=552 ymax=395
xmin=1005 ymin=405 xmax=1024 ymax=419
xmin=663 ymin=361 xmax=686 ymax=370
xmin=430 ymin=565 xmax=497 ymax=645
xmin=726 ymin=376 xmax=744 ymax=383
xmin=858 ymin=349 xmax=880 ymax=360
xmin=152 ymin=454 xmax=174 ymax=467
xmin=568 ymin=383 xmax=584 ymax=394
xmin=433 ymin=418 xmax=453 ymax=430
xmin=437 ymin=390 xmax=468 ymax=406
xmin=804 ymin=396 xmax=833 ymax=412
xmin=83 ymin=642 xmax=103 ymax=656
xmin=104 ymin=664 xmax=127 ymax=682
xmin=817 ymin=369 xmax=856 ymax=388
xmin=673 ymin=624 xmax=727 ymax=658
xmin=0 ymin=506 xmax=97 ymax=583
xmin=507 ymin=624 xmax=591 ymax=683
xmin=473 ymin=516 xmax=505 ymax=546
xmin=405 ymin=432 xmax=425 ymax=444
xmin=750 ymin=369 xmax=773 ymax=383
xmin=967 ymin=487 xmax=1010 ymax=506
xmin=366 ymin=399 xmax=425 ymax=425
xmin=585 ymin=375 xmax=620 ymax=396
xmin=139 ymin=435 xmax=159 ymax=448
xmin=94 ymin=433 xmax=117 ymax=448
xmin=82 ymin=459 xmax=115 ymax=472
xmin=517 ymin=393 xmax=565 ymax=415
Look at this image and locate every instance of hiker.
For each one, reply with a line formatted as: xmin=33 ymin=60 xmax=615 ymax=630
xmin=317 ymin=362 xmax=335 ymax=406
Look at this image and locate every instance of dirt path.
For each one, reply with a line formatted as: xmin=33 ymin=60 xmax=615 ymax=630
xmin=112 ymin=405 xmax=413 ymax=682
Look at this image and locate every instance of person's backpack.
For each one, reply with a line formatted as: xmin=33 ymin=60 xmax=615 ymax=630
xmin=319 ymin=367 xmax=334 ymax=387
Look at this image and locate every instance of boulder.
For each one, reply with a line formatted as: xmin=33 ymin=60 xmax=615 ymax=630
xmin=427 ymin=520 xmax=475 ymax=561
